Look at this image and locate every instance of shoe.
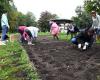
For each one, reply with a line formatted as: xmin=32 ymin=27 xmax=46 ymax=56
xmin=28 ymin=42 xmax=32 ymax=45
xmin=28 ymin=42 xmax=35 ymax=45
xmin=28 ymin=43 xmax=35 ymax=45
xmin=0 ymin=41 xmax=6 ymax=45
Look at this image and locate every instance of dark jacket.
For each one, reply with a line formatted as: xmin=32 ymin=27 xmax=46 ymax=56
xmin=76 ymin=31 xmax=94 ymax=43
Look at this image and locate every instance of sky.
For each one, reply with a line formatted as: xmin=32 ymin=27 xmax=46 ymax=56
xmin=13 ymin=0 xmax=84 ymax=20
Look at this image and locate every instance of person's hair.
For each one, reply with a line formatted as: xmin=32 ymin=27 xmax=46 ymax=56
xmin=88 ymin=27 xmax=95 ymax=34
xmin=3 ymin=9 xmax=7 ymax=13
xmin=91 ymin=10 xmax=96 ymax=14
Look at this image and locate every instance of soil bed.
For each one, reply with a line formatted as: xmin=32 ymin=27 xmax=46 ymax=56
xmin=23 ymin=36 xmax=100 ymax=80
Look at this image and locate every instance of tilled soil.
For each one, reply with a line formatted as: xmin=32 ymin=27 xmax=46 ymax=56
xmin=23 ymin=36 xmax=100 ymax=80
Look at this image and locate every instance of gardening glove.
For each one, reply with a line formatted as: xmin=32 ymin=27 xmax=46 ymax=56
xmin=84 ymin=42 xmax=89 ymax=46
xmin=83 ymin=45 xmax=86 ymax=50
xmin=83 ymin=42 xmax=89 ymax=50
xmin=78 ymin=44 xmax=81 ymax=49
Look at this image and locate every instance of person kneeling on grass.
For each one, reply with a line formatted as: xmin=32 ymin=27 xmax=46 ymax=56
xmin=71 ymin=28 xmax=95 ymax=50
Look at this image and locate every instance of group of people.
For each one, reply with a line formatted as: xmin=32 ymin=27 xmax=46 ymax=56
xmin=50 ymin=11 xmax=100 ymax=50
xmin=71 ymin=11 xmax=100 ymax=50
xmin=0 ymin=10 xmax=100 ymax=50
xmin=0 ymin=10 xmax=39 ymax=45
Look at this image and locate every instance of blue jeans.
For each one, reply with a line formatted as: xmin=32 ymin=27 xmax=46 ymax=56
xmin=1 ymin=25 xmax=8 ymax=41
xmin=95 ymin=28 xmax=100 ymax=35
xmin=71 ymin=37 xmax=94 ymax=47
xmin=71 ymin=37 xmax=78 ymax=45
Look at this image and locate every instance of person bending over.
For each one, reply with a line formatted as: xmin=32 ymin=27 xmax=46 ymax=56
xmin=23 ymin=26 xmax=39 ymax=45
xmin=71 ymin=28 xmax=95 ymax=50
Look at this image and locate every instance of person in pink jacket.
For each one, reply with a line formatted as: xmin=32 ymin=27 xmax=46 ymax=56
xmin=50 ymin=21 xmax=60 ymax=40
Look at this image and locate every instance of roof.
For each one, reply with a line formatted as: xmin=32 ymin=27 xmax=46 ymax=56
xmin=50 ymin=19 xmax=73 ymax=24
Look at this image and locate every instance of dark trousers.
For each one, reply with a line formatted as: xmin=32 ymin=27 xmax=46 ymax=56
xmin=1 ymin=25 xmax=8 ymax=41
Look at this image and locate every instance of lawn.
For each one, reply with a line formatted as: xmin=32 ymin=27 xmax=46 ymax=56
xmin=0 ymin=41 xmax=39 ymax=80
xmin=38 ymin=32 xmax=73 ymax=42
xmin=39 ymin=32 xmax=100 ymax=43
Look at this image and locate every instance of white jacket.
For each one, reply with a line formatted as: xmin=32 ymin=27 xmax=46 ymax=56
xmin=1 ymin=13 xmax=9 ymax=28
xmin=92 ymin=14 xmax=100 ymax=29
xmin=27 ymin=26 xmax=39 ymax=38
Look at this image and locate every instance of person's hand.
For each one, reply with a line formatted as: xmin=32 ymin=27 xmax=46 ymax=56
xmin=78 ymin=44 xmax=81 ymax=49
xmin=84 ymin=42 xmax=89 ymax=46
xmin=25 ymin=38 xmax=26 ymax=40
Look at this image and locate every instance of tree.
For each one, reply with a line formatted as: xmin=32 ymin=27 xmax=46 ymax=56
xmin=0 ymin=0 xmax=19 ymax=32
xmin=84 ymin=0 xmax=100 ymax=14
xmin=0 ymin=0 xmax=37 ymax=33
xmin=38 ymin=11 xmax=58 ymax=32
xmin=25 ymin=12 xmax=37 ymax=27
xmin=0 ymin=0 xmax=12 ymax=31
xmin=72 ymin=5 xmax=92 ymax=29
xmin=17 ymin=12 xmax=37 ymax=27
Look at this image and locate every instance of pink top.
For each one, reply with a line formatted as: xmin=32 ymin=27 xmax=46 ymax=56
xmin=19 ymin=26 xmax=27 ymax=31
xmin=50 ymin=22 xmax=59 ymax=35
xmin=23 ymin=27 xmax=30 ymax=40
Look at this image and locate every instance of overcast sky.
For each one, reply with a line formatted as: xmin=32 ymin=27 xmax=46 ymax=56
xmin=13 ymin=0 xmax=84 ymax=20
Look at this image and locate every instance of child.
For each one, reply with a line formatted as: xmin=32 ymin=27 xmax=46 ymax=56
xmin=71 ymin=28 xmax=95 ymax=50
xmin=50 ymin=21 xmax=60 ymax=40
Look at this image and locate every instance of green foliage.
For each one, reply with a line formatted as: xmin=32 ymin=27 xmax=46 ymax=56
xmin=17 ymin=12 xmax=37 ymax=27
xmin=0 ymin=0 xmax=37 ymax=33
xmin=73 ymin=0 xmax=100 ymax=29
xmin=25 ymin=12 xmax=37 ymax=26
xmin=17 ymin=12 xmax=27 ymax=26
xmin=38 ymin=11 xmax=58 ymax=32
xmin=72 ymin=11 xmax=92 ymax=28
xmin=0 ymin=0 xmax=18 ymax=33
xmin=84 ymin=0 xmax=100 ymax=14
xmin=0 ymin=41 xmax=39 ymax=80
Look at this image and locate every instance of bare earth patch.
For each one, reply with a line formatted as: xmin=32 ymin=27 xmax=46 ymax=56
xmin=23 ymin=36 xmax=100 ymax=80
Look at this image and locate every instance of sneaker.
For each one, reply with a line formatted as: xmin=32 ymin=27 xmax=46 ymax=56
xmin=28 ymin=42 xmax=35 ymax=45
xmin=0 ymin=41 xmax=6 ymax=45
xmin=28 ymin=42 xmax=32 ymax=45
xmin=28 ymin=43 xmax=35 ymax=45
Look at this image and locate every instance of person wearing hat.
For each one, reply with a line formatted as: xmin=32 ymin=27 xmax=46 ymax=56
xmin=91 ymin=11 xmax=100 ymax=41
xmin=71 ymin=28 xmax=95 ymax=50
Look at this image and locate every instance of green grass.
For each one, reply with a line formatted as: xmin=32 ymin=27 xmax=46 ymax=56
xmin=38 ymin=32 xmax=71 ymax=41
xmin=38 ymin=32 xmax=100 ymax=44
xmin=0 ymin=41 xmax=39 ymax=80
xmin=38 ymin=32 xmax=50 ymax=36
